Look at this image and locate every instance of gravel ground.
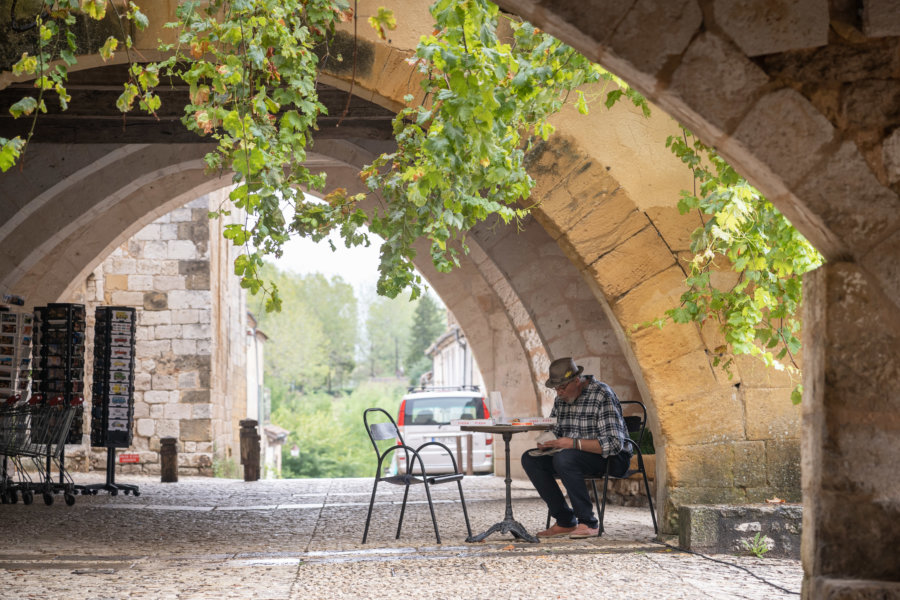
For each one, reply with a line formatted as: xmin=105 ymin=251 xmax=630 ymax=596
xmin=0 ymin=474 xmax=802 ymax=599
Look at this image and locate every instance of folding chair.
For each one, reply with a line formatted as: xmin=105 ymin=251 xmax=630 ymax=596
xmin=361 ymin=408 xmax=473 ymax=544
xmin=545 ymin=400 xmax=658 ymax=536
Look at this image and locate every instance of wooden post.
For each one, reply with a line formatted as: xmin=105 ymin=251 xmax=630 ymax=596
xmin=160 ymin=437 xmax=178 ymax=483
xmin=239 ymin=419 xmax=261 ymax=482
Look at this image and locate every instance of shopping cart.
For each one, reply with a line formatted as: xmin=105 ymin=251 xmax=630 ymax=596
xmin=0 ymin=395 xmax=78 ymax=506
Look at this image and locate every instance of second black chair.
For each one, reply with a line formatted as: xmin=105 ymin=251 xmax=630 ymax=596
xmin=361 ymin=407 xmax=472 ymax=544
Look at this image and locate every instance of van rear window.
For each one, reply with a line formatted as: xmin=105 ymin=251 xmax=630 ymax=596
xmin=403 ymin=396 xmax=484 ymax=426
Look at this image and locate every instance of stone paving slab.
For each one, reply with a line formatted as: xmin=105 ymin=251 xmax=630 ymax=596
xmin=0 ymin=474 xmax=801 ymax=599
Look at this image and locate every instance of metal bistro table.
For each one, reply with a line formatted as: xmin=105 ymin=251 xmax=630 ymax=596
xmin=460 ymin=423 xmax=550 ymax=543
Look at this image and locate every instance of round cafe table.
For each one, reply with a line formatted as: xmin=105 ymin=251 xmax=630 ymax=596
xmin=459 ymin=423 xmax=551 ymax=543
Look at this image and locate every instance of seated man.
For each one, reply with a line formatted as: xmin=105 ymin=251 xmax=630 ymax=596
xmin=521 ymin=357 xmax=632 ymax=538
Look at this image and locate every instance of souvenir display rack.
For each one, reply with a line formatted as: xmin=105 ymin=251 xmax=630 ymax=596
xmin=85 ymin=306 xmax=139 ymax=496
xmin=0 ymin=308 xmax=33 ymax=403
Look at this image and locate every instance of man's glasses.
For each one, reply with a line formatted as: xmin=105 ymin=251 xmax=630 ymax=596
xmin=554 ymin=380 xmax=571 ymax=392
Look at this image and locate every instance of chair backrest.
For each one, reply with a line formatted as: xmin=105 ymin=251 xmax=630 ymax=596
xmin=363 ymin=407 xmax=405 ymax=455
xmin=620 ymin=400 xmax=648 ymax=450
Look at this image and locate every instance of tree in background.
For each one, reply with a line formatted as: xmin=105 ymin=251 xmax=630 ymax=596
xmin=360 ymin=290 xmax=417 ymax=379
xmin=405 ymin=294 xmax=445 ymax=385
xmin=254 ymin=265 xmax=357 ymax=397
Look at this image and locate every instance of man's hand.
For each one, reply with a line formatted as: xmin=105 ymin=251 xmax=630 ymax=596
xmin=537 ymin=437 xmax=575 ymax=450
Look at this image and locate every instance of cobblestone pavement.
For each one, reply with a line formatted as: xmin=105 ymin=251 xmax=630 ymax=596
xmin=0 ymin=474 xmax=802 ymax=599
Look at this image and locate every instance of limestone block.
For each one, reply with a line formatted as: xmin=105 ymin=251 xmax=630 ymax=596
xmin=884 ymin=127 xmax=900 ymax=184
xmin=151 ymin=374 xmax=178 ymax=390
xmin=667 ymin=443 xmax=735 ymax=488
xmin=590 ymin=227 xmax=677 ymax=299
xmin=732 ymin=354 xmax=795 ymax=388
xmin=178 ymin=371 xmax=200 ymax=388
xmin=733 ymin=88 xmax=835 ymax=189
xmin=629 ymin=321 xmax=705 ymax=368
xmin=607 ymin=0 xmax=702 ymax=74
xmin=565 ymin=201 xmax=648 ymax=265
xmin=167 ymin=240 xmax=199 ymax=260
xmin=181 ymin=419 xmax=212 ymax=442
xmin=159 ymin=223 xmax=178 ymax=240
xmin=614 ymin=266 xmax=688 ymax=329
xmin=678 ymin=504 xmax=802 ymax=558
xmin=169 ymin=207 xmax=192 ymax=222
xmin=181 ymin=390 xmax=211 ymax=403
xmin=168 ymin=290 xmax=211 ymax=310
xmin=104 ymin=274 xmax=129 ymax=291
xmin=143 ymin=291 xmax=168 ymax=311
xmin=137 ymin=340 xmax=171 ymax=358
xmin=110 ymin=291 xmax=143 ymax=306
xmin=525 ymin=137 xmax=587 ymax=203
xmin=148 ymin=404 xmax=163 ymax=418
xmin=732 ymin=441 xmax=767 ymax=488
xmin=142 ymin=241 xmax=167 ymax=260
xmin=172 ymin=309 xmax=200 ymax=325
xmin=184 ymin=442 xmax=197 ymax=453
xmin=133 ymin=402 xmax=149 ymax=418
xmin=143 ymin=390 xmax=171 ymax=405
xmin=192 ymin=403 xmax=213 ymax=419
xmin=643 ymin=207 xmax=699 ymax=254
xmin=862 ymin=229 xmax=900 ymax=305
xmin=140 ymin=310 xmax=172 ymax=326
xmin=841 ymin=79 xmax=900 ymax=129
xmin=103 ymin=256 xmax=135 ymax=275
xmin=656 ymin=385 xmax=746 ymax=445
xmin=134 ymin=372 xmax=152 ymax=392
xmin=153 ymin=275 xmax=186 ymax=292
xmin=163 ymin=403 xmax=192 ymax=420
xmin=796 ymin=141 xmax=900 ymax=255
xmin=172 ymin=339 xmax=198 ymax=355
xmin=135 ymin=418 xmax=155 ymax=438
xmin=137 ymin=451 xmax=159 ymax=465
xmin=765 ymin=439 xmax=801 ymax=499
xmin=156 ymin=419 xmax=180 ymax=439
xmin=744 ymin=387 xmax=800 ymax=440
xmin=712 ymin=0 xmax=828 ymax=56
xmin=153 ymin=325 xmax=183 ymax=340
xmin=127 ymin=275 xmax=153 ymax=291
xmin=862 ymin=0 xmax=900 ymax=37
xmin=182 ymin=324 xmax=209 ymax=339
xmin=669 ymin=33 xmax=770 ymax=135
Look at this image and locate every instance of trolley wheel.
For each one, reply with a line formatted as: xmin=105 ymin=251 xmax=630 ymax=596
xmin=109 ymin=488 xmax=118 ymax=497
xmin=22 ymin=491 xmax=33 ymax=505
xmin=64 ymin=493 xmax=76 ymax=506
xmin=132 ymin=490 xmax=141 ymax=497
xmin=91 ymin=489 xmax=98 ymax=495
xmin=42 ymin=492 xmax=54 ymax=506
xmin=8 ymin=490 xmax=17 ymax=504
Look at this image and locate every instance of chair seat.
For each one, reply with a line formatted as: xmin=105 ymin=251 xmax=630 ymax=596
xmin=381 ymin=474 xmax=425 ymax=485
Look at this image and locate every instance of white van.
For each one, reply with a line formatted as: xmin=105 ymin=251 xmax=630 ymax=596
xmin=395 ymin=386 xmax=493 ymax=475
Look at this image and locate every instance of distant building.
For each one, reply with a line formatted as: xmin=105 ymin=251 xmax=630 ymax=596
xmin=424 ymin=314 xmax=483 ymax=389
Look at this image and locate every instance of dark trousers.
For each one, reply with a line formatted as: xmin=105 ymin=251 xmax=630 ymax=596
xmin=521 ymin=448 xmax=631 ymax=528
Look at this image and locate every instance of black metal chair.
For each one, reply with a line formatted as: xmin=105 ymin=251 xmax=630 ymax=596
xmin=361 ymin=408 xmax=473 ymax=544
xmin=545 ymin=400 xmax=658 ymax=536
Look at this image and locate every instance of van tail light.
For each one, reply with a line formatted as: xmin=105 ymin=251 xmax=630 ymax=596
xmin=397 ymin=399 xmax=407 ymax=427
xmin=397 ymin=441 xmax=406 ymax=461
xmin=486 ymin=434 xmax=493 ymax=446
xmin=482 ymin=398 xmax=491 ymax=419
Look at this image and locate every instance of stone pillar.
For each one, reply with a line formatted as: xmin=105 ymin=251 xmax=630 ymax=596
xmin=802 ymin=263 xmax=900 ymax=598
xmin=239 ymin=419 xmax=260 ymax=482
xmin=160 ymin=437 xmax=178 ymax=483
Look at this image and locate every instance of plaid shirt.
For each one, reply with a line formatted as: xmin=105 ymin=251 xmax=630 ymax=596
xmin=550 ymin=375 xmax=629 ymax=458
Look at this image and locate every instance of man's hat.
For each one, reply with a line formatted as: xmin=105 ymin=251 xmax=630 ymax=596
xmin=544 ymin=357 xmax=584 ymax=389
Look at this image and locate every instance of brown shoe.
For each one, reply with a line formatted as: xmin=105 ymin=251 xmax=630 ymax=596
xmin=569 ymin=523 xmax=600 ymax=538
xmin=537 ymin=523 xmax=576 ymax=538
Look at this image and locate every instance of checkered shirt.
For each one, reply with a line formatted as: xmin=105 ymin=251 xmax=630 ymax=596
xmin=550 ymin=375 xmax=629 ymax=458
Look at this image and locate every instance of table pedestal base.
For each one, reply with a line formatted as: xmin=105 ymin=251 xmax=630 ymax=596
xmin=467 ymin=518 xmax=539 ymax=543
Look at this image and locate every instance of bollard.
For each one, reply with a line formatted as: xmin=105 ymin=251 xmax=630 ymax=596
xmin=160 ymin=437 xmax=178 ymax=483
xmin=239 ymin=419 xmax=261 ymax=482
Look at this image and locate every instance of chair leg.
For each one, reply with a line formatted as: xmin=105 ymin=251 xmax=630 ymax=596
xmin=592 ymin=479 xmax=604 ymax=536
xmin=456 ymin=480 xmax=473 ymax=539
xmin=598 ymin=473 xmax=611 ymax=537
xmin=546 ymin=510 xmax=551 ymax=529
xmin=640 ymin=466 xmax=659 ymax=534
xmin=362 ymin=478 xmax=381 ymax=544
xmin=422 ymin=480 xmax=442 ymax=544
xmin=396 ymin=483 xmax=411 ymax=539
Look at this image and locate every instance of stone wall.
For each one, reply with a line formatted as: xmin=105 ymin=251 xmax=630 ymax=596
xmin=67 ymin=189 xmax=247 ymax=476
